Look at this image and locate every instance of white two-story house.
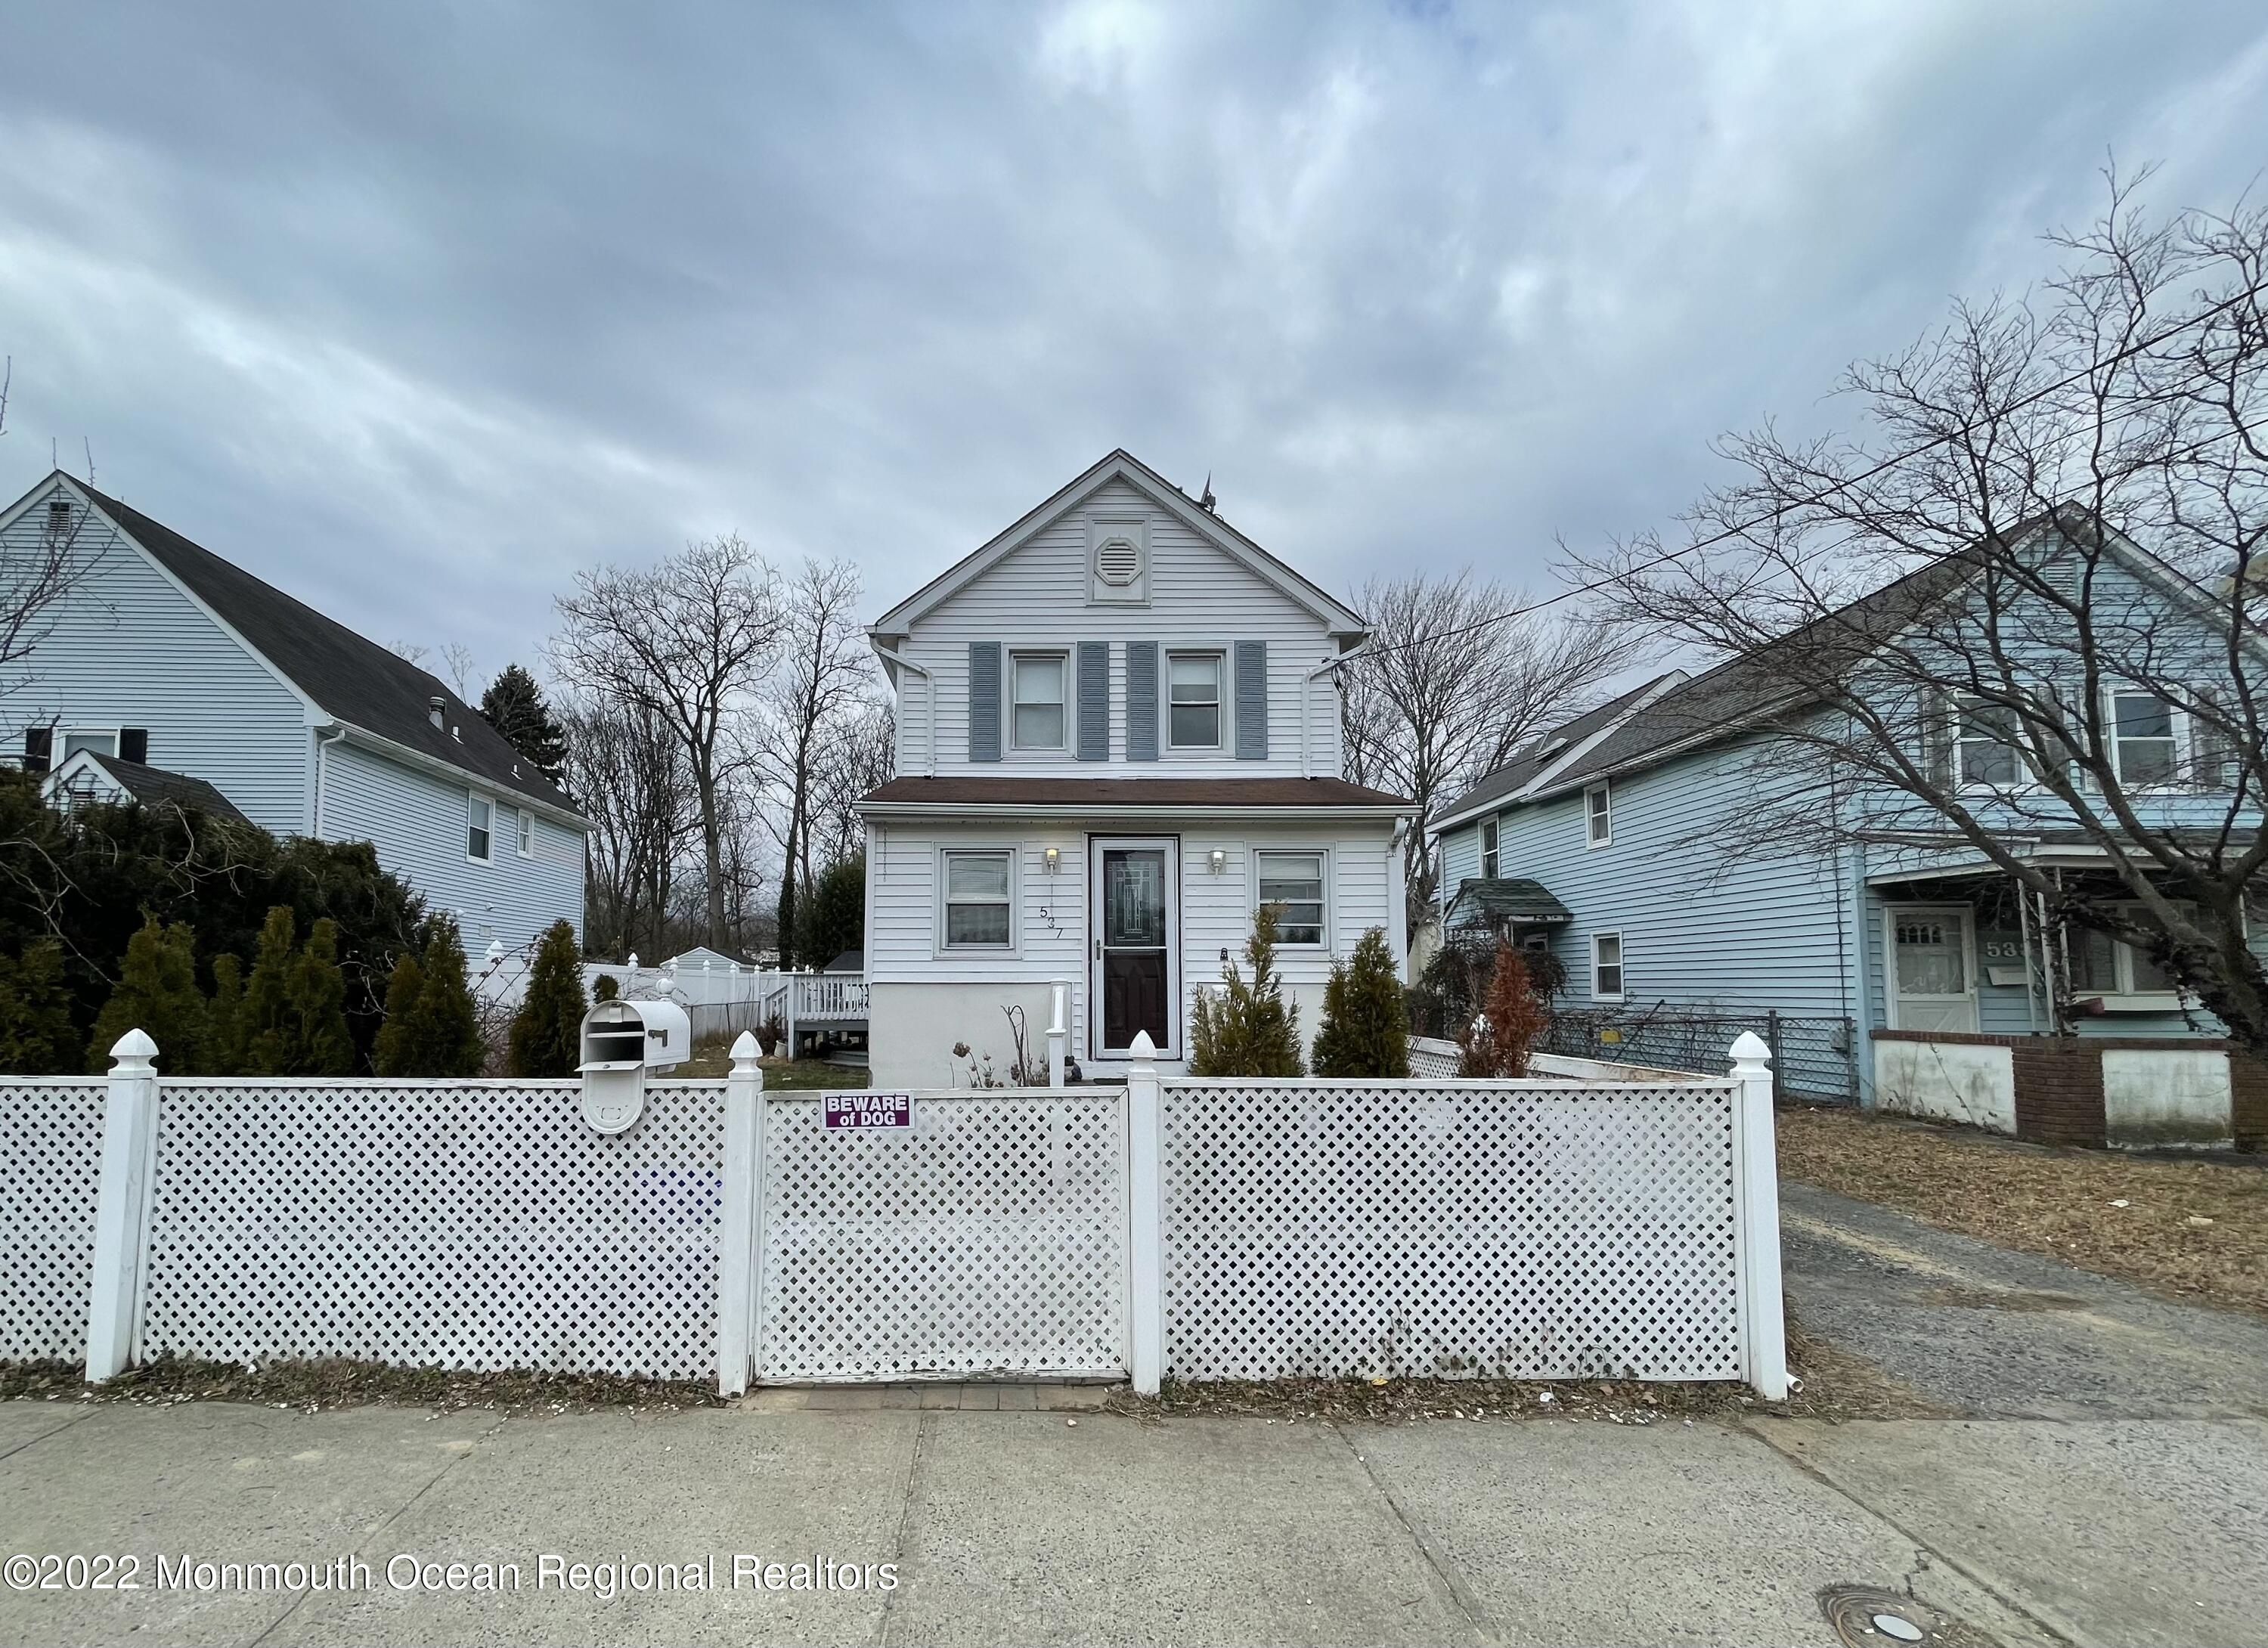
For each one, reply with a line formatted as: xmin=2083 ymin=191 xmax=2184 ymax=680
xmin=858 ymin=451 xmax=1414 ymax=1087
xmin=1 ymin=471 xmax=587 ymax=951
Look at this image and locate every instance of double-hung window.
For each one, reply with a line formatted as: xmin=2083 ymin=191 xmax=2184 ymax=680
xmin=2068 ymin=900 xmax=2192 ymax=999
xmin=1479 ymin=816 xmax=1500 ymax=878
xmin=1255 ymin=850 xmax=1326 ymax=946
xmin=1955 ymin=699 xmax=2022 ymax=787
xmin=2110 ymin=692 xmax=2178 ymax=787
xmin=1591 ymin=932 xmax=1625 ymax=1002
xmin=1167 ymin=652 xmax=1223 ymax=748
xmin=1585 ymin=781 xmax=1612 ymax=847
xmin=467 ymin=795 xmax=493 ymax=862
xmin=1010 ymin=652 xmax=1067 ymax=751
xmin=941 ymin=850 xmax=1014 ymax=949
xmin=516 ymin=808 xmax=534 ymax=857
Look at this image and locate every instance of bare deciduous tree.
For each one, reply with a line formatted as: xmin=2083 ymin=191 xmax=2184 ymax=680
xmin=552 ymin=537 xmax=784 ymax=948
xmin=1568 ymin=173 xmax=2268 ymax=1053
xmin=1343 ymin=570 xmax=1634 ymax=927
xmin=559 ymin=695 xmax=696 ymax=959
xmin=807 ymin=696 xmax=895 ymax=869
xmin=753 ymin=558 xmax=872 ymax=966
xmin=0 ymin=376 xmax=115 ymax=711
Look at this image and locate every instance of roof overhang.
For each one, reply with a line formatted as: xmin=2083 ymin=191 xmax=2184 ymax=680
xmin=866 ymin=450 xmax=1368 ymax=640
xmin=857 ymin=800 xmax=1413 ymax=822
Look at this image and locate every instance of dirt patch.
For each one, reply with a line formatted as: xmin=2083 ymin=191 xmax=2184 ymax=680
xmin=1105 ymin=1315 xmax=1949 ymax=1426
xmin=0 ymin=1355 xmax=723 ymax=1414
xmin=1780 ymin=1104 xmax=2268 ymax=1318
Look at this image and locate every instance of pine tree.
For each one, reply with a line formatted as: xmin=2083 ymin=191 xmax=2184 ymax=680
xmin=87 ymin=917 xmax=209 ymax=1073
xmin=374 ymin=921 xmax=485 ymax=1077
xmin=287 ymin=918 xmax=357 ymax=1076
xmin=239 ymin=906 xmax=301 ymax=1075
xmin=206 ymin=953 xmax=247 ymax=1076
xmin=0 ymin=940 xmax=82 ymax=1074
xmin=370 ymin=949 xmax=428 ymax=1076
xmin=794 ymin=853 xmax=864 ymax=970
xmin=1311 ymin=927 xmax=1411 ymax=1079
xmin=1188 ymin=904 xmax=1305 ymax=1078
xmin=510 ymin=918 xmax=586 ymax=1077
xmin=479 ymin=664 xmax=569 ymax=785
xmin=1459 ymin=940 xmax=1549 ymax=1078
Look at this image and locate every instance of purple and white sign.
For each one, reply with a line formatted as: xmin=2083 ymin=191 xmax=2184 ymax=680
xmin=824 ymin=1091 xmax=913 ymax=1130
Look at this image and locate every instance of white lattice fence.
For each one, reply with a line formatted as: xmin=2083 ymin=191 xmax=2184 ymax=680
xmin=140 ymin=1080 xmax=724 ymax=1380
xmin=757 ymin=1090 xmax=1127 ymax=1382
xmin=0 ymin=1080 xmax=106 ymax=1361
xmin=1162 ymin=1079 xmax=1742 ymax=1382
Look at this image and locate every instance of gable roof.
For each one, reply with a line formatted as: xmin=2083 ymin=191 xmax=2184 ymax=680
xmin=45 ymin=749 xmax=253 ymax=826
xmin=56 ymin=476 xmax=581 ymax=820
xmin=867 ymin=450 xmax=1368 ymax=638
xmin=1432 ymin=672 xmax=1684 ymax=833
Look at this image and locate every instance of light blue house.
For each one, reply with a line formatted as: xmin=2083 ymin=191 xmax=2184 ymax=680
xmin=2 ymin=472 xmax=586 ymax=951
xmin=1431 ymin=517 xmax=2266 ymax=1145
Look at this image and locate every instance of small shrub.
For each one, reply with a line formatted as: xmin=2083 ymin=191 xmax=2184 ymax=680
xmin=372 ymin=919 xmax=485 ymax=1078
xmin=1188 ymin=905 xmax=1304 ymax=1078
xmin=1311 ymin=927 xmax=1411 ymax=1078
xmin=1458 ymin=940 xmax=1548 ymax=1077
xmin=87 ymin=917 xmax=209 ymax=1073
xmin=205 ymin=953 xmax=247 ymax=1076
xmin=592 ymin=972 xmax=621 ymax=1002
xmin=0 ymin=940 xmax=82 ymax=1074
xmin=510 ymin=919 xmax=587 ymax=1077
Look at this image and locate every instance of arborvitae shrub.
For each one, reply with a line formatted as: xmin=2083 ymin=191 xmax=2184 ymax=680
xmin=1311 ymin=927 xmax=1411 ymax=1078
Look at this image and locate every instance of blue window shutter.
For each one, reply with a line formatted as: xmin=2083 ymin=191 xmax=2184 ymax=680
xmin=1125 ymin=642 xmax=1159 ymax=761
xmin=1077 ymin=642 xmax=1109 ymax=761
xmin=1235 ymin=640 xmax=1269 ymax=760
xmin=968 ymin=643 xmax=1002 ymax=763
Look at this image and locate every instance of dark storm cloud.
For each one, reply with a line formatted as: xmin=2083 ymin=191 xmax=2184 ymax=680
xmin=2 ymin=1 xmax=2263 ymax=675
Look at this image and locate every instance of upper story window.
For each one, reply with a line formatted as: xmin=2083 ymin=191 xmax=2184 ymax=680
xmin=1955 ymin=699 xmax=2022 ymax=787
xmin=516 ymin=807 xmax=535 ymax=857
xmin=1255 ymin=850 xmax=1327 ymax=947
xmin=1585 ymin=781 xmax=1612 ymax=847
xmin=467 ymin=794 xmax=493 ymax=862
xmin=1011 ymin=652 xmax=1067 ymax=750
xmin=1168 ymin=652 xmax=1223 ymax=748
xmin=941 ymin=849 xmax=1014 ymax=949
xmin=2110 ymin=692 xmax=2178 ymax=787
xmin=1479 ymin=816 xmax=1499 ymax=878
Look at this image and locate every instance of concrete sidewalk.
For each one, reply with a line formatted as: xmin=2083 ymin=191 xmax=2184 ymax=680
xmin=4 ymin=1396 xmax=2262 ymax=1646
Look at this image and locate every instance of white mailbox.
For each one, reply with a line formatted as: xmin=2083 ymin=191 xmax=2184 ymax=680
xmin=576 ymin=998 xmax=692 ymax=1134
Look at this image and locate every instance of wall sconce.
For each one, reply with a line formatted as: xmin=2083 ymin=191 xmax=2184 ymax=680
xmin=1208 ymin=849 xmax=1227 ymax=875
xmin=1043 ymin=846 xmax=1061 ymax=875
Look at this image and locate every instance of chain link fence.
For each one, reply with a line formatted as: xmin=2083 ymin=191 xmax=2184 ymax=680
xmin=1535 ymin=1007 xmax=1859 ymax=1105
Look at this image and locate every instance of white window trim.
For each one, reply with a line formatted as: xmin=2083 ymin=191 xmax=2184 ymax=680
xmin=59 ymin=726 xmax=123 ymax=762
xmin=1590 ymin=931 xmax=1625 ymax=1003
xmin=1479 ymin=816 xmax=1499 ymax=880
xmin=466 ymin=792 xmax=494 ymax=864
xmin=935 ymin=845 xmax=1020 ymax=956
xmin=1008 ymin=649 xmax=1073 ymax=753
xmin=516 ymin=807 xmax=534 ymax=858
xmin=2105 ymin=686 xmax=2189 ymax=792
xmin=1164 ymin=648 xmax=1228 ymax=753
xmin=1251 ymin=845 xmax=1332 ymax=952
xmin=2071 ymin=900 xmax=2194 ymax=1005
xmin=1584 ymin=780 xmax=1612 ymax=849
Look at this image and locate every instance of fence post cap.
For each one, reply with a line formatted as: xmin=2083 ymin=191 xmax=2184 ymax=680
xmin=108 ymin=1027 xmax=158 ymax=1071
xmin=1727 ymin=1030 xmax=1773 ymax=1067
xmin=730 ymin=1030 xmax=762 ymax=1073
xmin=1128 ymin=1030 xmax=1157 ymax=1064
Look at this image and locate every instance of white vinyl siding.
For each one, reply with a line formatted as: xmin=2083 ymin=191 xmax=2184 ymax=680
xmin=890 ymin=477 xmax=1344 ymax=779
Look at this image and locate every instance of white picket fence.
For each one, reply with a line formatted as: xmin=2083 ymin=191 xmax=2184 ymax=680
xmin=8 ymin=1031 xmax=1786 ymax=1399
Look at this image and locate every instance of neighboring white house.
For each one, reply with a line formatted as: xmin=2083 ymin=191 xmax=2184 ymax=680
xmin=857 ymin=450 xmax=1414 ymax=1087
xmin=0 ymin=471 xmax=587 ymax=950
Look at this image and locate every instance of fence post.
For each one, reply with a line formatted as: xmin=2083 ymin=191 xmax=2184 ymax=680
xmin=86 ymin=1028 xmax=160 ymax=1382
xmin=1727 ymin=1030 xmax=1788 ymax=1401
xmin=785 ymin=971 xmax=799 ymax=1061
xmin=717 ymin=1031 xmax=765 ymax=1397
xmin=1125 ymin=1030 xmax=1164 ymax=1396
xmin=1047 ymin=981 xmax=1068 ymax=1089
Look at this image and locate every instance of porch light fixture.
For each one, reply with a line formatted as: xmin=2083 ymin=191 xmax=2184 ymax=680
xmin=1043 ymin=846 xmax=1061 ymax=874
xmin=1208 ymin=849 xmax=1227 ymax=874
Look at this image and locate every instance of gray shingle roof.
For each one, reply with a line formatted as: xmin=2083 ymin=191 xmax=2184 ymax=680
xmin=1436 ymin=674 xmax=1677 ymax=823
xmin=74 ymin=753 xmax=253 ymax=826
xmin=79 ymin=481 xmax=581 ymax=819
xmin=1444 ymin=878 xmax=1571 ymax=927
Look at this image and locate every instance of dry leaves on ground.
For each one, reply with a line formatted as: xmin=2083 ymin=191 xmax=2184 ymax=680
xmin=0 ymin=1355 xmax=723 ymax=1414
xmin=1778 ymin=1106 xmax=2268 ymax=1318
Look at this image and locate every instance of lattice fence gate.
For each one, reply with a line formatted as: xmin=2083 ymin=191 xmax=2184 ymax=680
xmin=754 ymin=1089 xmax=1129 ymax=1383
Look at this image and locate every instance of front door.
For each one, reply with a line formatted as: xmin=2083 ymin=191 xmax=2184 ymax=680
xmin=1090 ymin=838 xmax=1179 ymax=1059
xmin=1888 ymin=904 xmax=1979 ymax=1032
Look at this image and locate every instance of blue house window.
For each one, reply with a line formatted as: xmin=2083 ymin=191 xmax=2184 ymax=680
xmin=1479 ymin=817 xmax=1499 ymax=878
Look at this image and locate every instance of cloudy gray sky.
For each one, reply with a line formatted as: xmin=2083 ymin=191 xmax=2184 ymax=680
xmin=2 ymin=1 xmax=2264 ymax=684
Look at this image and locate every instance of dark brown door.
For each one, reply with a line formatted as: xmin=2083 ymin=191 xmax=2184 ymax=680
xmin=1095 ymin=844 xmax=1172 ymax=1055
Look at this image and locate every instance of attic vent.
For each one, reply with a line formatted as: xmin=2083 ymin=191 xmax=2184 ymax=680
xmin=428 ymin=695 xmax=445 ymax=730
xmin=1095 ymin=537 xmax=1142 ymax=587
xmin=44 ymin=497 xmax=72 ymax=533
xmin=2040 ymin=559 xmax=2082 ymax=598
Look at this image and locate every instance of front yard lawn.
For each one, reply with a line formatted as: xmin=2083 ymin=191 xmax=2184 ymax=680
xmin=672 ymin=1043 xmax=869 ymax=1087
xmin=1778 ymin=1105 xmax=2268 ymax=1318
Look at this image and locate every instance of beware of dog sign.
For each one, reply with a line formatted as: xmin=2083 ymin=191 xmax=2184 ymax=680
xmin=824 ymin=1091 xmax=913 ymax=1130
